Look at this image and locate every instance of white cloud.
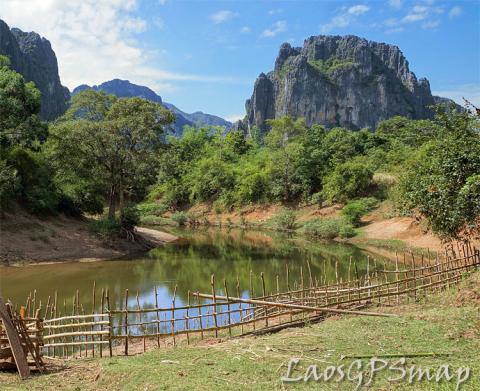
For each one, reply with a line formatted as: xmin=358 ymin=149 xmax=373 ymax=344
xmin=412 ymin=5 xmax=428 ymax=13
xmin=422 ymin=20 xmax=440 ymax=29
xmin=261 ymin=20 xmax=287 ymax=38
xmin=388 ymin=0 xmax=402 ymax=9
xmin=158 ymin=0 xmax=167 ymax=5
xmin=402 ymin=11 xmax=427 ymax=22
xmin=348 ymin=5 xmax=369 ymax=15
xmin=240 ymin=26 xmax=251 ymax=33
xmin=321 ymin=4 xmax=369 ymax=33
xmin=210 ymin=10 xmax=237 ymax=24
xmin=0 ymin=0 xmax=240 ymax=91
xmin=225 ymin=114 xmax=244 ymax=122
xmin=385 ymin=27 xmax=404 ymax=34
xmin=448 ymin=6 xmax=462 ymax=18
xmin=153 ymin=16 xmax=164 ymax=29
xmin=268 ymin=9 xmax=283 ymax=15
xmin=433 ymin=84 xmax=480 ymax=107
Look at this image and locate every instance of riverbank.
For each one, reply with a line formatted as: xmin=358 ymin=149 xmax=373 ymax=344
xmin=0 ymin=211 xmax=178 ymax=266
xmin=142 ymin=201 xmax=452 ymax=256
xmin=2 ymin=271 xmax=478 ymax=391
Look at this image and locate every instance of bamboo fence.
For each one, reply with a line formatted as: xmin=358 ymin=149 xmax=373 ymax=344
xmin=5 ymin=244 xmax=479 ymax=360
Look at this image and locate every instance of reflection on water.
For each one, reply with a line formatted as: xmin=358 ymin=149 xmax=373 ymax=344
xmin=0 ymin=228 xmax=391 ymax=320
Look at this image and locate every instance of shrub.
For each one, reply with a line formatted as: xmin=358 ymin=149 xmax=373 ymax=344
xmin=341 ymin=197 xmax=378 ymax=226
xmin=137 ymin=202 xmax=168 ymax=217
xmin=271 ymin=208 xmax=297 ymax=231
xmin=303 ymin=218 xmax=341 ymax=239
xmin=171 ymin=211 xmax=188 ymax=226
xmin=120 ymin=205 xmax=140 ymax=230
xmin=339 ymin=224 xmax=356 ymax=238
xmin=322 ymin=162 xmax=373 ymax=202
xmin=310 ymin=192 xmax=323 ymax=206
xmin=89 ymin=218 xmax=121 ymax=240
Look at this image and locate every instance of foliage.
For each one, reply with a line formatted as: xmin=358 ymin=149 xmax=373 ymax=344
xmin=323 ymin=162 xmax=373 ymax=202
xmin=0 ymin=56 xmax=47 ymax=149
xmin=137 ymin=202 xmax=168 ymax=217
xmin=308 ymin=57 xmax=356 ymax=74
xmin=341 ymin=197 xmax=378 ymax=226
xmin=271 ymin=208 xmax=297 ymax=231
xmin=171 ymin=211 xmax=188 ymax=226
xmin=89 ymin=217 xmax=121 ymax=240
xmin=339 ymin=223 xmax=356 ymax=238
xmin=302 ymin=218 xmax=357 ymax=239
xmin=398 ymin=108 xmax=480 ymax=239
xmin=120 ymin=205 xmax=140 ymax=230
xmin=48 ymin=90 xmax=175 ymax=218
xmin=5 ymin=147 xmax=59 ymax=214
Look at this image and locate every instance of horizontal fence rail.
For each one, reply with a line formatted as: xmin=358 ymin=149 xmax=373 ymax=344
xmin=2 ymin=243 xmax=479 ymax=360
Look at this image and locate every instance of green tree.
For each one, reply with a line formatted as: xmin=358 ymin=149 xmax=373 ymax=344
xmin=323 ymin=162 xmax=373 ymax=202
xmin=399 ymin=109 xmax=480 ymax=239
xmin=0 ymin=56 xmax=52 ymax=212
xmin=48 ymin=91 xmax=175 ymax=219
xmin=0 ymin=55 xmax=46 ymax=149
xmin=265 ymin=116 xmax=307 ymax=201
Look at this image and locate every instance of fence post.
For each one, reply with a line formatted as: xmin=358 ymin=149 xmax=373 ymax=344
xmin=211 ymin=276 xmax=218 ymax=338
xmin=124 ymin=289 xmax=129 ymax=356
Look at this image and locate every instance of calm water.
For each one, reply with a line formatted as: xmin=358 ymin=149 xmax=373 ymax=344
xmin=0 ymin=228 xmax=390 ymax=323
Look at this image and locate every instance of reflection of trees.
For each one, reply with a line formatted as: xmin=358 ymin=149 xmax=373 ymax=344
xmin=2 ymin=228 xmax=390 ymax=315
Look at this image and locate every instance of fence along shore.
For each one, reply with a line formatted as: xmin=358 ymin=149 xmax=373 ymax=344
xmin=2 ymin=243 xmax=479 ymax=360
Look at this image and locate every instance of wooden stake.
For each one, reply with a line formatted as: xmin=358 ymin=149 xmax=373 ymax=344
xmin=124 ymin=289 xmax=129 ymax=356
xmin=224 ymin=279 xmax=232 ymax=336
xmin=211 ymin=275 xmax=218 ymax=338
xmin=172 ymin=285 xmax=177 ymax=346
xmin=260 ymin=273 xmax=268 ymax=327
xmin=106 ymin=289 xmax=113 ymax=357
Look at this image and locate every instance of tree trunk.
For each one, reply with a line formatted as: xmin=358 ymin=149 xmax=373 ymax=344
xmin=108 ymin=184 xmax=116 ymax=220
xmin=119 ymin=177 xmax=124 ymax=217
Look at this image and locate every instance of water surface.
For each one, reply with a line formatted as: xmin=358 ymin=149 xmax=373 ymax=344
xmin=0 ymin=228 xmax=390 ymax=317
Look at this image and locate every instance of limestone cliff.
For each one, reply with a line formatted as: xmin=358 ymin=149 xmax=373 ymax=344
xmin=238 ymin=35 xmax=446 ymax=133
xmin=0 ymin=19 xmax=69 ymax=120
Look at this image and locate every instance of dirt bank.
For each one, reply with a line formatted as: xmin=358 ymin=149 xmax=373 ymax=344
xmin=0 ymin=211 xmax=178 ymax=266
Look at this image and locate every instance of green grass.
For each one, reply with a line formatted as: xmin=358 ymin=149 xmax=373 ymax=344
xmin=308 ymin=57 xmax=356 ymax=74
xmin=3 ymin=273 xmax=479 ymax=391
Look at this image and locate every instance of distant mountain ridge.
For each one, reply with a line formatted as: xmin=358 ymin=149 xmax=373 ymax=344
xmin=0 ymin=19 xmax=70 ymax=120
xmin=72 ymin=79 xmax=232 ymax=135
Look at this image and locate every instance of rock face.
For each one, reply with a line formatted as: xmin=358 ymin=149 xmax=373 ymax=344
xmin=238 ymin=35 xmax=442 ymax=133
xmin=0 ymin=19 xmax=69 ymax=121
xmin=73 ymin=79 xmax=231 ymax=136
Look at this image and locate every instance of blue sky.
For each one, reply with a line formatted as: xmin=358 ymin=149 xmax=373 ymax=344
xmin=1 ymin=0 xmax=479 ymax=120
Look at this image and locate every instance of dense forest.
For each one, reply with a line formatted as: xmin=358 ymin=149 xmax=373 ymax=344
xmin=1 ymin=55 xmax=479 ymax=241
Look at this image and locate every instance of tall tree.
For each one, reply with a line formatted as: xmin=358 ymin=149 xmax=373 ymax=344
xmin=48 ymin=90 xmax=175 ymax=219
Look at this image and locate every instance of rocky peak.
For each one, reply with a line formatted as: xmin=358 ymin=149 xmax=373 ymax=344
xmin=0 ymin=19 xmax=69 ymax=120
xmin=237 ymin=34 xmax=448 ymax=133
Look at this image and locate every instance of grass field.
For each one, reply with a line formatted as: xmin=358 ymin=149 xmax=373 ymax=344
xmin=2 ymin=272 xmax=479 ymax=391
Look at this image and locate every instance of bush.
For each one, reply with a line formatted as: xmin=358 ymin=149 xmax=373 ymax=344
xmin=0 ymin=159 xmax=19 ymax=211
xmin=341 ymin=197 xmax=378 ymax=226
xmin=303 ymin=218 xmax=341 ymax=239
xmin=137 ymin=202 xmax=168 ymax=217
xmin=322 ymin=162 xmax=373 ymax=202
xmin=120 ymin=205 xmax=140 ymax=230
xmin=303 ymin=218 xmax=357 ymax=239
xmin=271 ymin=208 xmax=297 ymax=231
xmin=89 ymin=218 xmax=121 ymax=240
xmin=171 ymin=211 xmax=188 ymax=226
xmin=339 ymin=224 xmax=356 ymax=238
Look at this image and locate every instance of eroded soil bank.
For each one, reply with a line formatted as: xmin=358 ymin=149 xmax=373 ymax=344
xmin=0 ymin=211 xmax=177 ymax=266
